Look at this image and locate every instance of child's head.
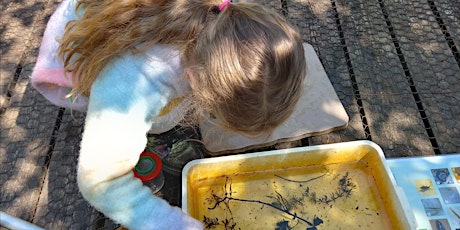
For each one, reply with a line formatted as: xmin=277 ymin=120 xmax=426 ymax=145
xmin=60 ymin=0 xmax=305 ymax=135
xmin=184 ymin=2 xmax=306 ymax=135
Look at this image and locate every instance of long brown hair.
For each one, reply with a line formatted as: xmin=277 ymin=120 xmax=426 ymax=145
xmin=59 ymin=0 xmax=306 ymax=135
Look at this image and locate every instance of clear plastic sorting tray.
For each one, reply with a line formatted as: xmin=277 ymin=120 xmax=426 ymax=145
xmin=182 ymin=140 xmax=416 ymax=229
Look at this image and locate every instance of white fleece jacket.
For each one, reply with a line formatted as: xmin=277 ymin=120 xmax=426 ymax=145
xmin=31 ymin=0 xmax=203 ymax=229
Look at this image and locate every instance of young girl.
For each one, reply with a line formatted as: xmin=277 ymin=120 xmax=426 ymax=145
xmin=31 ymin=0 xmax=306 ymax=229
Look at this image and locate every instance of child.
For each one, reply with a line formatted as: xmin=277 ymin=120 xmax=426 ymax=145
xmin=31 ymin=0 xmax=306 ymax=229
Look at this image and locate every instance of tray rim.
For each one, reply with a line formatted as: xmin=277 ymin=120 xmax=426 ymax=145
xmin=181 ymin=140 xmax=416 ymax=229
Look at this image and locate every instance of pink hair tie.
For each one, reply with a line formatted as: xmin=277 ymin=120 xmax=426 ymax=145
xmin=218 ymin=0 xmax=231 ymax=11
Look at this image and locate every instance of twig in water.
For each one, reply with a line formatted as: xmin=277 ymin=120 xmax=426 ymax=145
xmin=275 ymin=172 xmax=327 ymax=183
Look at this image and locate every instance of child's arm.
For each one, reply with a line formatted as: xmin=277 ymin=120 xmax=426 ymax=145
xmin=77 ymin=55 xmax=202 ymax=229
xmin=31 ymin=0 xmax=89 ymax=111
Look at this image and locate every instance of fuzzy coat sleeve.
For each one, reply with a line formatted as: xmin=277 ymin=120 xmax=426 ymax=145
xmin=76 ymin=47 xmax=202 ymax=229
xmin=30 ymin=0 xmax=89 ymax=111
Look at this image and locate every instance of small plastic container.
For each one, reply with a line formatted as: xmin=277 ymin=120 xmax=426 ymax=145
xmin=133 ymin=151 xmax=164 ymax=193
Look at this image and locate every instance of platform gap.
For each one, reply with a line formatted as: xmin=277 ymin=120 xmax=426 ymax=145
xmin=377 ymin=0 xmax=441 ymax=154
xmin=427 ymin=0 xmax=460 ymax=69
xmin=31 ymin=108 xmax=65 ymax=221
xmin=330 ymin=0 xmax=372 ymax=141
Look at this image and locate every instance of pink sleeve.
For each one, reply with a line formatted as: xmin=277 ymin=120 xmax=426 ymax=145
xmin=30 ymin=0 xmax=88 ymax=111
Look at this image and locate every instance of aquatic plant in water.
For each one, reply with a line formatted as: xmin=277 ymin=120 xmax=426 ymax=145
xmin=203 ymin=172 xmax=356 ymax=229
xmin=304 ymin=172 xmax=356 ymax=204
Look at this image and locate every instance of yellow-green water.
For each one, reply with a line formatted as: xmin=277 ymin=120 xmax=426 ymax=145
xmin=189 ymin=161 xmax=394 ymax=229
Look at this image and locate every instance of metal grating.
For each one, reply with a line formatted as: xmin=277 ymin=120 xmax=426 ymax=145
xmin=1 ymin=0 xmax=459 ymax=229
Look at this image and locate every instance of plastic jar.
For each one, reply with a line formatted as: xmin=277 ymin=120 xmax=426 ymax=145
xmin=133 ymin=151 xmax=164 ymax=193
